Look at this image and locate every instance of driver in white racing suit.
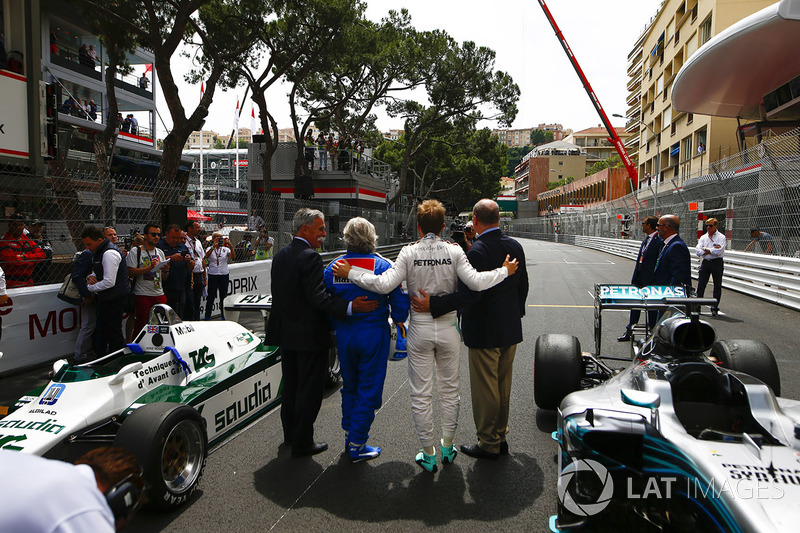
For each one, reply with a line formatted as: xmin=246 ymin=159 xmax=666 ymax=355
xmin=332 ymin=199 xmax=519 ymax=472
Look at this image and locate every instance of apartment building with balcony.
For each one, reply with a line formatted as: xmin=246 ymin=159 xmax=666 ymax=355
xmin=513 ymin=140 xmax=586 ymax=203
xmin=564 ymin=125 xmax=632 ymax=173
xmin=625 ymin=0 xmax=774 ymax=192
xmin=493 ymin=124 xmax=568 ymax=148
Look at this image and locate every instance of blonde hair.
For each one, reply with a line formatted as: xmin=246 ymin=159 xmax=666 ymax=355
xmin=417 ymin=200 xmax=445 ymax=235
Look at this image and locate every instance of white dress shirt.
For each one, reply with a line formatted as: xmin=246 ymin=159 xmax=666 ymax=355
xmin=695 ymin=231 xmax=726 ymax=259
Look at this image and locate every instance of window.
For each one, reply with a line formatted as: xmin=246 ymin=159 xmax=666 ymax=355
xmin=687 ymin=113 xmax=693 ymax=124
xmin=686 ymin=31 xmax=698 ymax=57
xmin=700 ymin=16 xmax=712 ymax=46
xmin=663 ymin=106 xmax=672 ymax=129
xmin=696 ymin=129 xmax=707 ymax=156
xmin=682 ymin=136 xmax=693 ymax=163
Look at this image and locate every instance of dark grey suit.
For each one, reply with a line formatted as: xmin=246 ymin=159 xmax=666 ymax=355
xmin=267 ymin=238 xmax=349 ymax=451
xmin=628 ymin=232 xmax=664 ymax=329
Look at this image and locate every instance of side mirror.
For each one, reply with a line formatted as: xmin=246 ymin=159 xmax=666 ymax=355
xmin=621 ymin=388 xmax=661 ymax=409
xmin=52 ymin=359 xmax=68 ymax=373
xmin=109 ymin=362 xmax=144 ymax=385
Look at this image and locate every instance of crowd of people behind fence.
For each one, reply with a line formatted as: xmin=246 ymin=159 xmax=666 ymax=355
xmin=304 ymin=129 xmax=368 ymax=172
xmin=0 ymin=217 xmax=278 ymax=364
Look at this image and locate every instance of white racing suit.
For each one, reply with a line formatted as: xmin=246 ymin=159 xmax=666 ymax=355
xmin=347 ymin=233 xmax=509 ymax=449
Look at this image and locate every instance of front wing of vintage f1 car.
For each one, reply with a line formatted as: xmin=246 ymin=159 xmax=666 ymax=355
xmin=540 ymin=286 xmax=800 ymax=532
xmin=1 ymin=304 xmax=282 ymax=509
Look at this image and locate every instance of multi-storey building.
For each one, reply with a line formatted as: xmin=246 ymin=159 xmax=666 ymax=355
xmin=625 ymin=0 xmax=774 ymax=191
xmin=493 ymin=125 xmax=568 ymax=148
xmin=184 ymin=130 xmax=220 ymax=150
xmin=513 ymin=140 xmax=586 ymax=202
xmin=564 ymin=125 xmax=632 ymax=173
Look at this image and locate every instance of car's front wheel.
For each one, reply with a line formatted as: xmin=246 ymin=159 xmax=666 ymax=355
xmin=710 ymin=339 xmax=780 ymax=395
xmin=115 ymin=403 xmax=207 ymax=510
xmin=534 ymin=334 xmax=582 ymax=410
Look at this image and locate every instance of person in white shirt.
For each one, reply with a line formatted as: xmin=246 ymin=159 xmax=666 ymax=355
xmin=331 ymin=199 xmax=518 ymax=473
xmin=184 ymin=221 xmax=207 ymax=320
xmin=695 ymin=217 xmax=726 ymax=316
xmin=204 ymin=232 xmax=235 ymax=320
xmin=0 ymin=447 xmax=143 ymax=532
xmin=126 ymin=223 xmax=167 ymax=334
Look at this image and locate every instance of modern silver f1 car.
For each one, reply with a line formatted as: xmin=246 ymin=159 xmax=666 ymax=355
xmin=535 ymin=285 xmax=800 ymax=532
xmin=1 ymin=304 xmax=282 ymax=510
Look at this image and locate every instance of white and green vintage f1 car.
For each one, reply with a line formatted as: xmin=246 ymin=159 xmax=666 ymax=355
xmin=1 ymin=304 xmax=282 ymax=510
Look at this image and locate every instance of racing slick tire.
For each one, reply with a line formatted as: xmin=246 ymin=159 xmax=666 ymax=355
xmin=114 ymin=402 xmax=208 ymax=510
xmin=710 ymin=339 xmax=780 ymax=396
xmin=534 ymin=334 xmax=582 ymax=410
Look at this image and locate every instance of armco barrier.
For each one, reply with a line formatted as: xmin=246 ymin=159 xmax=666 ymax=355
xmin=510 ymin=232 xmax=800 ymax=313
xmin=0 ymin=243 xmax=408 ymax=376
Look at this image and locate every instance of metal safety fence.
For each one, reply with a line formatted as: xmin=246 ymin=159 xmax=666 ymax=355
xmin=0 ymin=163 xmax=408 ymax=287
xmin=510 ymin=127 xmax=800 ymax=259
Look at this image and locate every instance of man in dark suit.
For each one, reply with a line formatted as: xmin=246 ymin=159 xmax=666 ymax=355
xmin=618 ymin=216 xmax=664 ymax=341
xmin=652 ymin=214 xmax=692 ymax=288
xmin=267 ymin=208 xmax=377 ymax=458
xmin=414 ymin=199 xmax=529 ymax=460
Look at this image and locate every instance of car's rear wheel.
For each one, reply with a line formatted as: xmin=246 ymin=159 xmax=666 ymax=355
xmin=534 ymin=334 xmax=582 ymax=410
xmin=115 ymin=403 xmax=207 ymax=510
xmin=710 ymin=339 xmax=780 ymax=395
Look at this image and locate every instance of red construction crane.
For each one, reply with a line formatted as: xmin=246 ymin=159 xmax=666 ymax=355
xmin=537 ymin=0 xmax=639 ymax=188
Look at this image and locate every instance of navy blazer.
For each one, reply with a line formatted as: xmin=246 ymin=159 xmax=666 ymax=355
xmin=631 ymin=233 xmax=664 ymax=288
xmin=652 ymin=235 xmax=692 ymax=288
xmin=266 ymin=238 xmax=349 ymax=352
xmin=430 ymin=229 xmax=529 ymax=349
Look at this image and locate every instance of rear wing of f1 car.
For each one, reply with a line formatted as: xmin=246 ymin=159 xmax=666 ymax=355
xmin=593 ymin=284 xmax=717 ymax=356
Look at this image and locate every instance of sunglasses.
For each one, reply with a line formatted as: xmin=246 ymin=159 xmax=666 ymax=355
xmin=148 ymin=232 xmax=161 ymax=237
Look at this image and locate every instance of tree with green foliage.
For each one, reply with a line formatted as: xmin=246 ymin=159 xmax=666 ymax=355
xmin=546 ymin=176 xmax=574 ymax=190
xmin=73 ymin=0 xmax=266 ymax=220
xmin=375 ymin=127 xmax=507 ymax=216
xmin=530 ymin=128 xmax=554 ymax=147
xmin=505 ymin=145 xmax=532 ymax=177
xmin=384 ymin=32 xmax=519 ymax=206
xmin=587 ymin=154 xmax=623 ymax=175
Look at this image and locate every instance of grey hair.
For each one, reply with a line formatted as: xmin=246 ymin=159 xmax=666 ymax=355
xmin=292 ymin=208 xmax=325 ymax=235
xmin=343 ymin=217 xmax=377 ymax=253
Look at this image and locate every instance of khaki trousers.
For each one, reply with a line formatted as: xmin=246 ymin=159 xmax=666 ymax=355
xmin=468 ymin=345 xmax=517 ymax=453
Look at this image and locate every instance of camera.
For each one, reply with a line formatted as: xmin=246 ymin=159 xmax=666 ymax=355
xmin=450 ymin=220 xmax=466 ymax=242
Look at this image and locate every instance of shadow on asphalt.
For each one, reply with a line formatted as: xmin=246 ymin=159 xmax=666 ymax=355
xmin=253 ymin=450 xmax=544 ymax=526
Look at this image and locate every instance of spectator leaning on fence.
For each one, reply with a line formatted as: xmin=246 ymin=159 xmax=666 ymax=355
xmin=0 ymin=216 xmax=46 ymax=288
xmin=744 ymin=228 xmax=774 ymax=254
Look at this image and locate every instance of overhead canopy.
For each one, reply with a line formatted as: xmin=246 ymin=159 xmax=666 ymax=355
xmin=672 ymin=0 xmax=800 ymax=119
xmin=187 ymin=209 xmax=212 ymax=221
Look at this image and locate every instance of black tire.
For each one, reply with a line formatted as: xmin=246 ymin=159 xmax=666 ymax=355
xmin=534 ymin=334 xmax=582 ymax=410
xmin=710 ymin=339 xmax=780 ymax=396
xmin=114 ymin=403 xmax=207 ymax=510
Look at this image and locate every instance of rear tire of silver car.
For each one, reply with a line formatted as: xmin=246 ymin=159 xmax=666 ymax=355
xmin=534 ymin=334 xmax=582 ymax=410
xmin=114 ymin=402 xmax=208 ymax=510
xmin=710 ymin=339 xmax=780 ymax=396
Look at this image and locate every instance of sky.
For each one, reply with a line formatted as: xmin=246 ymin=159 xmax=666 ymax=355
xmin=156 ymin=0 xmax=664 ymax=139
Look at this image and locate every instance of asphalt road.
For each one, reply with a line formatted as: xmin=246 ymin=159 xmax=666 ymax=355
xmin=5 ymin=238 xmax=800 ymax=531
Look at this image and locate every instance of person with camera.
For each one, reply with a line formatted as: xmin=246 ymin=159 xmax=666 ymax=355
xmin=255 ymin=227 xmax=274 ymax=260
xmin=156 ymin=224 xmax=195 ymax=319
xmin=204 ymin=232 xmax=235 ymax=320
xmin=127 ymin=223 xmax=167 ymax=334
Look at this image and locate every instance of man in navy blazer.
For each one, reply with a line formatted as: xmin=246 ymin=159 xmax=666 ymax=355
xmin=652 ymin=214 xmax=692 ymax=288
xmin=415 ymin=199 xmax=529 ymax=459
xmin=618 ymin=215 xmax=664 ymax=341
xmin=267 ymin=208 xmax=377 ymax=457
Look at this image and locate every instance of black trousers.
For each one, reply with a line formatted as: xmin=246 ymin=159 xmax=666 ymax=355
xmin=697 ymin=258 xmax=724 ymax=309
xmin=205 ymin=274 xmax=229 ymax=320
xmin=164 ymin=287 xmax=186 ymax=319
xmin=95 ymin=297 xmax=126 ymax=355
xmin=184 ymin=273 xmax=204 ymax=320
xmin=280 ymin=347 xmax=327 ymax=450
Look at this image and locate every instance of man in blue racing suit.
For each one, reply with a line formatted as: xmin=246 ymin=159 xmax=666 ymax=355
xmin=324 ymin=217 xmax=409 ymax=463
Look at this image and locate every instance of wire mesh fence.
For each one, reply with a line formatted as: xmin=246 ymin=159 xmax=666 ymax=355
xmin=511 ymin=127 xmax=800 ymax=258
xmin=0 ymin=162 xmax=409 ymax=287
